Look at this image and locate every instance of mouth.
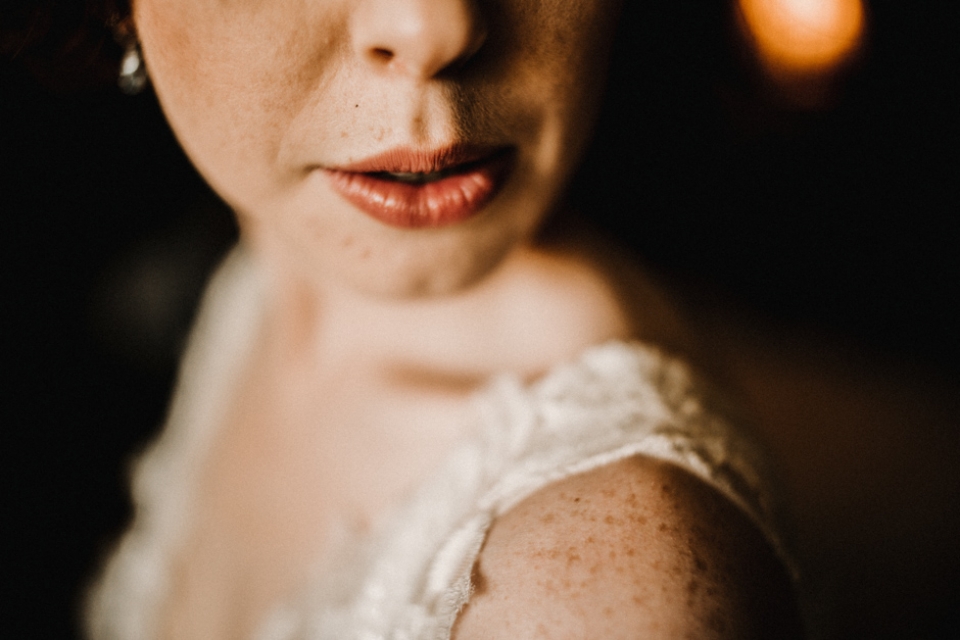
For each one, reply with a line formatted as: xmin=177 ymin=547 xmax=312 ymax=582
xmin=324 ymin=145 xmax=515 ymax=229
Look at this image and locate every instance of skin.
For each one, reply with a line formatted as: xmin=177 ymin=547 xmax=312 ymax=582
xmin=134 ymin=0 xmax=620 ymax=299
xmin=452 ymin=457 xmax=802 ymax=640
xmin=130 ymin=0 xmax=801 ymax=637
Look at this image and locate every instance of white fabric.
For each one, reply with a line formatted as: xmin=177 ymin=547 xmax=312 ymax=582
xmin=85 ymin=248 xmax=790 ymax=640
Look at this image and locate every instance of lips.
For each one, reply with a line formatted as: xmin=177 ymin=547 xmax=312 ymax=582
xmin=324 ymin=145 xmax=515 ymax=229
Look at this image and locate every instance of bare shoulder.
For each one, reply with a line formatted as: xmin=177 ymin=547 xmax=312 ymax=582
xmin=452 ymin=456 xmax=802 ymax=639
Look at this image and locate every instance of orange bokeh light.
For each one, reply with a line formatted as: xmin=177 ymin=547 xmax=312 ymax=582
xmin=738 ymin=0 xmax=865 ymax=74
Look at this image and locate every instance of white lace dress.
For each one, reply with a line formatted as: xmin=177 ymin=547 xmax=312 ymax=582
xmin=85 ymin=249 xmax=791 ymax=640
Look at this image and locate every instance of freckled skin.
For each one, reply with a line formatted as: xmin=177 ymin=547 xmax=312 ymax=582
xmin=452 ymin=456 xmax=803 ymax=639
xmin=133 ymin=0 xmax=622 ymax=300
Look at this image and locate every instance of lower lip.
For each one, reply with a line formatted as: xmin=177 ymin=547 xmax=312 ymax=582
xmin=325 ymin=152 xmax=514 ymax=229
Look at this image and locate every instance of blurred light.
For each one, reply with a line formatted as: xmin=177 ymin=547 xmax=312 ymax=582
xmin=738 ymin=0 xmax=865 ymax=74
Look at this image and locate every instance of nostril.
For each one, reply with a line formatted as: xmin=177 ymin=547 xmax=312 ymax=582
xmin=371 ymin=47 xmax=395 ymax=63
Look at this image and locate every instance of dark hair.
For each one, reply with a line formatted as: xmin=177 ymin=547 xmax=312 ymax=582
xmin=1 ymin=0 xmax=130 ymax=89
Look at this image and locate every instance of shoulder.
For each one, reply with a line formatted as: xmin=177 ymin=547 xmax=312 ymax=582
xmin=452 ymin=455 xmax=802 ymax=639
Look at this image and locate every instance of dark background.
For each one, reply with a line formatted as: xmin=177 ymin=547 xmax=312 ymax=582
xmin=3 ymin=1 xmax=958 ymax=638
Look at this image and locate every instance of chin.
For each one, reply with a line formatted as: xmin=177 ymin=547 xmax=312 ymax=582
xmin=245 ymin=173 xmax=546 ymax=301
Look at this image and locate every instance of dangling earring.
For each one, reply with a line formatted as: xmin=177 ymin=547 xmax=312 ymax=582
xmin=118 ymin=38 xmax=148 ymax=95
xmin=111 ymin=16 xmax=148 ymax=95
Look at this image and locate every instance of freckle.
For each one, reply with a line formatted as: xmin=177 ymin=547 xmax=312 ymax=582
xmin=632 ymin=595 xmax=644 ymax=605
xmin=658 ymin=523 xmax=668 ymax=533
xmin=626 ymin=548 xmax=635 ymax=557
xmin=586 ymin=536 xmax=596 ymax=544
xmin=573 ymin=497 xmax=581 ymax=503
xmin=603 ymin=606 xmax=613 ymax=618
xmin=608 ymin=550 xmax=617 ymax=560
xmin=693 ymin=554 xmax=708 ymax=573
xmin=340 ymin=130 xmax=348 ymax=138
xmin=604 ymin=515 xmax=615 ymax=525
xmin=540 ymin=512 xmax=555 ymax=524
xmin=687 ymin=578 xmax=699 ymax=596
xmin=354 ymin=104 xmax=359 ymax=108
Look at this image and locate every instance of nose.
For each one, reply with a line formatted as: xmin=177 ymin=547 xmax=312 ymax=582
xmin=351 ymin=0 xmax=487 ymax=80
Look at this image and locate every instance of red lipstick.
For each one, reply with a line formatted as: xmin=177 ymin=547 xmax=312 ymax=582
xmin=325 ymin=145 xmax=514 ymax=228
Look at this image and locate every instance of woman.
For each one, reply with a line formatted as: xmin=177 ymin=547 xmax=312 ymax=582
xmin=71 ymin=0 xmax=803 ymax=638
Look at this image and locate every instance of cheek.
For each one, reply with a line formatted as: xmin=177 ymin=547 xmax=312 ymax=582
xmin=135 ymin=1 xmax=348 ymax=202
xmin=506 ymin=0 xmax=619 ymax=86
xmin=458 ymin=1 xmax=619 ymax=177
xmin=540 ymin=1 xmax=621 ymax=124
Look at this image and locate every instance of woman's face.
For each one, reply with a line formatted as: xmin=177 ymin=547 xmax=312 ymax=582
xmin=134 ymin=0 xmax=621 ymax=298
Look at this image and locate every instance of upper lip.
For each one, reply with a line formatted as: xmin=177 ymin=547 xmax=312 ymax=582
xmin=329 ymin=143 xmax=510 ymax=175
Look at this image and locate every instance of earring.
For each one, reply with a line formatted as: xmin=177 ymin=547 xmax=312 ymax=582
xmin=111 ymin=14 xmax=148 ymax=95
xmin=118 ymin=38 xmax=148 ymax=95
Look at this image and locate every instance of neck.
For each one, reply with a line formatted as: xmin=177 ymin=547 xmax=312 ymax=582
xmin=245 ymin=216 xmax=690 ymax=388
xmin=252 ymin=239 xmax=535 ymax=380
